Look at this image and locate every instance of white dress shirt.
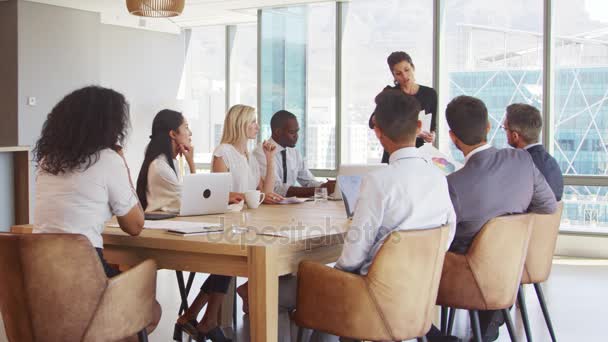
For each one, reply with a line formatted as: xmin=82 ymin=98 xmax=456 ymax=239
xmin=335 ymin=147 xmax=456 ymax=275
xmin=145 ymin=155 xmax=189 ymax=213
xmin=213 ymin=143 xmax=260 ymax=193
xmin=34 ymin=149 xmax=139 ymax=249
xmin=253 ymin=138 xmax=321 ymax=196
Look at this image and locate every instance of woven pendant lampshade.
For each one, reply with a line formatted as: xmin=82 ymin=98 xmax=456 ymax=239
xmin=126 ymin=0 xmax=185 ymax=17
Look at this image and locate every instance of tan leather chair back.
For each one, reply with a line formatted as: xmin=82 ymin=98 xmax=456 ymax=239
xmin=437 ymin=214 xmax=533 ymax=310
xmin=365 ymin=224 xmax=451 ymax=339
xmin=522 ymin=202 xmax=564 ymax=284
xmin=0 ymin=233 xmax=108 ymax=342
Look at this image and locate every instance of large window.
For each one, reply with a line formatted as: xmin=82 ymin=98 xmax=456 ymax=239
xmin=553 ymin=0 xmax=608 ymax=231
xmin=180 ymin=0 xmax=608 ymax=236
xmin=260 ymin=4 xmax=336 ymax=170
xmin=561 ymin=186 xmax=608 ymax=234
xmin=181 ymin=26 xmax=226 ymax=164
xmin=439 ymin=0 xmax=544 ymax=161
xmin=341 ymin=0 xmax=433 ymax=164
xmin=229 ymin=24 xmax=257 ymax=108
xmin=553 ymin=0 xmax=608 ymax=176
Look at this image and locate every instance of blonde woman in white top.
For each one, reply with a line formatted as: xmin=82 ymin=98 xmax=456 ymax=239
xmin=136 ymin=109 xmax=242 ymax=342
xmin=212 ymin=104 xmax=284 ymax=316
xmin=212 ymin=104 xmax=284 ymax=203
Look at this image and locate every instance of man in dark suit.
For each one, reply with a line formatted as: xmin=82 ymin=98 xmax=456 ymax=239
xmin=503 ymin=103 xmax=564 ymax=201
xmin=445 ymin=96 xmax=558 ymax=341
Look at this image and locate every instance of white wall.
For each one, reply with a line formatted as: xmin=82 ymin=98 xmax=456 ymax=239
xmin=16 ymin=1 xmax=186 ymax=222
xmin=98 ymin=24 xmax=186 ymax=178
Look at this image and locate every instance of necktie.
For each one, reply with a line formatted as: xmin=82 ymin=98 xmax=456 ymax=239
xmin=281 ymin=149 xmax=287 ymax=184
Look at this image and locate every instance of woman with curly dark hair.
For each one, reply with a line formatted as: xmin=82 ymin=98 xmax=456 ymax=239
xmin=33 ymin=85 xmax=145 ymax=278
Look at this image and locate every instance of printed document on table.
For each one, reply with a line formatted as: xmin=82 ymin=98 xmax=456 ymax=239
xmin=107 ymin=220 xmax=221 ymax=231
xmin=277 ymin=197 xmax=308 ymax=205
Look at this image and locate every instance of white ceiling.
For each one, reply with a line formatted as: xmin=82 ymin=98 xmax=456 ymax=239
xmin=26 ymin=0 xmax=339 ymax=33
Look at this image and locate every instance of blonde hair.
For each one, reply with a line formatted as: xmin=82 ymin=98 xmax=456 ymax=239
xmin=220 ymin=104 xmax=257 ymax=146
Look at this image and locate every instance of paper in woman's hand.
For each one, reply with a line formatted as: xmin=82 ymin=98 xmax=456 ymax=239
xmin=418 ymin=110 xmax=432 ymax=133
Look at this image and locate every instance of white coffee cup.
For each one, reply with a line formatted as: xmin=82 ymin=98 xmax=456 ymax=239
xmin=245 ymin=190 xmax=265 ymax=209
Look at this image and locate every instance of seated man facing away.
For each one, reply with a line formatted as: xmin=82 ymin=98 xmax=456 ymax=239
xmin=445 ymin=96 xmax=557 ymax=341
xmin=277 ymin=89 xmax=457 ymax=342
xmin=253 ymin=110 xmax=335 ymax=198
xmin=503 ymin=103 xmax=563 ymax=201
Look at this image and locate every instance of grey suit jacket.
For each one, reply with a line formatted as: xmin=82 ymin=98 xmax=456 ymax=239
xmin=447 ymin=146 xmax=557 ymax=254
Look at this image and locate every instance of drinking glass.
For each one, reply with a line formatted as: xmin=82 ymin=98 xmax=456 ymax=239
xmin=314 ymin=187 xmax=328 ymax=204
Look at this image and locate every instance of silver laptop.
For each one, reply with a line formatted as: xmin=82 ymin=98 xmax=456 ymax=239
xmin=329 ymin=163 xmax=387 ymax=200
xmin=179 ymin=173 xmax=231 ymax=216
xmin=337 ymin=175 xmax=363 ymax=219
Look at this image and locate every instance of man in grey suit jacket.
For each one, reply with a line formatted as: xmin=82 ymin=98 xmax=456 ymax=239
xmin=503 ymin=103 xmax=564 ymax=201
xmin=445 ymin=96 xmax=557 ymax=341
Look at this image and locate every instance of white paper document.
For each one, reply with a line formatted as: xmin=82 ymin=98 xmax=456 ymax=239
xmin=419 ymin=110 xmax=432 ymax=133
xmin=107 ymin=220 xmax=221 ymax=231
xmin=256 ymin=229 xmax=325 ymax=240
xmin=276 ymin=197 xmax=308 ymax=205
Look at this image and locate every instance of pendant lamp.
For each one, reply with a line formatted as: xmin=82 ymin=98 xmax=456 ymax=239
xmin=126 ymin=0 xmax=185 ymax=17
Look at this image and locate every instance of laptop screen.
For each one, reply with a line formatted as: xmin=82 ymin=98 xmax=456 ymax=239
xmin=338 ymin=175 xmax=363 ymax=218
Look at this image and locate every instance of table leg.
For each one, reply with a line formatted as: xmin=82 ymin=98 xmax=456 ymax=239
xmin=248 ymin=246 xmax=278 ymax=342
xmin=14 ymin=150 xmax=29 ymax=225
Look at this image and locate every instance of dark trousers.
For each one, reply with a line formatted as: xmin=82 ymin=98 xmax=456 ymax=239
xmin=95 ymin=248 xmax=121 ymax=278
xmin=200 ymin=274 xmax=232 ymax=294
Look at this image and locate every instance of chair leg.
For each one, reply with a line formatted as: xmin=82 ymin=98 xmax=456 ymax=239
xmin=469 ymin=310 xmax=482 ymax=342
xmin=297 ymin=327 xmax=304 ymax=342
xmin=441 ymin=306 xmax=448 ymax=335
xmin=518 ymin=285 xmax=533 ymax=342
xmin=233 ymin=278 xmax=238 ymax=341
xmin=173 ymin=323 xmax=183 ymax=342
xmin=176 ymin=271 xmax=188 ymax=315
xmin=137 ymin=328 xmax=148 ymax=342
xmin=502 ymin=308 xmax=517 ymax=342
xmin=447 ymin=307 xmax=456 ymax=335
xmin=417 ymin=336 xmax=429 ymax=342
xmin=534 ymin=283 xmax=557 ymax=342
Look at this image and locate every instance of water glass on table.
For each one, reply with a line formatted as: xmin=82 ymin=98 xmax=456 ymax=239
xmin=231 ymin=211 xmax=250 ymax=234
xmin=314 ymin=187 xmax=328 ymax=204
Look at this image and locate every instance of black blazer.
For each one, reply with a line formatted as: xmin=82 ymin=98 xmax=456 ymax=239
xmin=526 ymin=144 xmax=564 ymax=201
xmin=369 ymin=85 xmax=438 ymax=163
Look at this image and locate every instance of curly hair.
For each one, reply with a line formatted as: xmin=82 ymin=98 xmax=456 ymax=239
xmin=34 ymin=86 xmax=131 ymax=175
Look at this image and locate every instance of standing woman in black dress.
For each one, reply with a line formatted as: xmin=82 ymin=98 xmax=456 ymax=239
xmin=370 ymin=51 xmax=438 ymax=163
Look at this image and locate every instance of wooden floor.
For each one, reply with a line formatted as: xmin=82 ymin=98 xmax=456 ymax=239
xmin=1 ymin=258 xmax=606 ymax=341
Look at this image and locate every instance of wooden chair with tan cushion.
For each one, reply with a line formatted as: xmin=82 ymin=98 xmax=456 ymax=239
xmin=294 ymin=225 xmax=451 ymax=342
xmin=0 ymin=233 xmax=161 ymax=342
xmin=517 ymin=202 xmax=563 ymax=342
xmin=437 ymin=214 xmax=534 ymax=342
